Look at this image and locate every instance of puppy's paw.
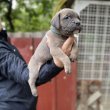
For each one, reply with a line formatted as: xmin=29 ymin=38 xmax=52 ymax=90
xmin=70 ymin=57 xmax=77 ymax=62
xmin=64 ymin=65 xmax=72 ymax=74
xmin=31 ymin=88 xmax=37 ymax=97
xmin=28 ymin=79 xmax=37 ymax=96
xmin=69 ymin=54 xmax=77 ymax=62
xmin=70 ymin=57 xmax=75 ymax=62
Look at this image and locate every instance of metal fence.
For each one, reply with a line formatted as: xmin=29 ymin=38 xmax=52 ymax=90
xmin=77 ymin=2 xmax=110 ymax=110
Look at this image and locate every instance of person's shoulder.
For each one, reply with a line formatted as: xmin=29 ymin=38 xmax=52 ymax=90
xmin=0 ymin=40 xmax=13 ymax=51
xmin=0 ymin=39 xmax=8 ymax=45
xmin=0 ymin=40 xmax=8 ymax=47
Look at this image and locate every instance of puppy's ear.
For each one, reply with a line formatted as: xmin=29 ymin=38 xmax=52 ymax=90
xmin=51 ymin=13 xmax=60 ymax=29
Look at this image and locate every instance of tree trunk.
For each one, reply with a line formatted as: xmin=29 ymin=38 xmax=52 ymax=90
xmin=0 ymin=0 xmax=14 ymax=31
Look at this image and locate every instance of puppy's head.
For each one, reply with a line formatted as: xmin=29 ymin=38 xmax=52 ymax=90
xmin=51 ymin=8 xmax=81 ymax=36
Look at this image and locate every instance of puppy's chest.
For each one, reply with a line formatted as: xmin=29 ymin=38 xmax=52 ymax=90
xmin=53 ymin=37 xmax=66 ymax=47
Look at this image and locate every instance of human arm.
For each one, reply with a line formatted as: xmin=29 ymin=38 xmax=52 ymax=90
xmin=0 ymin=45 xmax=29 ymax=85
xmin=0 ymin=44 xmax=63 ymax=86
xmin=0 ymin=36 xmax=74 ymax=86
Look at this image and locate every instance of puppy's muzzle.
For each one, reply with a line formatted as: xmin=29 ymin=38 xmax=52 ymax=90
xmin=74 ymin=21 xmax=82 ymax=33
xmin=76 ymin=22 xmax=80 ymax=26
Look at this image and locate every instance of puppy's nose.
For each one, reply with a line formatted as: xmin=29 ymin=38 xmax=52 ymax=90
xmin=76 ymin=22 xmax=80 ymax=26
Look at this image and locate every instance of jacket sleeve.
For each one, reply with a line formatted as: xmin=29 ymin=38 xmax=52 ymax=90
xmin=0 ymin=47 xmax=29 ymax=85
xmin=0 ymin=47 xmax=63 ymax=86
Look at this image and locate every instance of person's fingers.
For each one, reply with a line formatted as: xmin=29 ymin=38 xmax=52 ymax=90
xmin=53 ymin=57 xmax=64 ymax=68
xmin=62 ymin=36 xmax=74 ymax=55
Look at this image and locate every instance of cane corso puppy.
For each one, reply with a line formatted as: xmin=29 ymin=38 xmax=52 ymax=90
xmin=28 ymin=8 xmax=81 ymax=96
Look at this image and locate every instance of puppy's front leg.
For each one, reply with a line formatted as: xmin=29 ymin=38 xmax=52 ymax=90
xmin=47 ymin=34 xmax=71 ymax=74
xmin=50 ymin=46 xmax=71 ymax=74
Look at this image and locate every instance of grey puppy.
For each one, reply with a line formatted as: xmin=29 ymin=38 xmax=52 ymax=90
xmin=28 ymin=8 xmax=81 ymax=96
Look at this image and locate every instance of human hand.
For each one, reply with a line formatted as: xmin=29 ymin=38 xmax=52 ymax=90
xmin=54 ymin=36 xmax=74 ymax=68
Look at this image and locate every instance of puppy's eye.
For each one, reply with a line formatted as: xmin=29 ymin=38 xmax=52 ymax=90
xmin=64 ymin=16 xmax=69 ymax=19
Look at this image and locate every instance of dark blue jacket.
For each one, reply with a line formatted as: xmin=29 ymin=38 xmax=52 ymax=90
xmin=0 ymin=40 xmax=63 ymax=110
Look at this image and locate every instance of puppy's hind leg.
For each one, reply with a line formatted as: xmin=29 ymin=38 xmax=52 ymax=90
xmin=28 ymin=58 xmax=43 ymax=96
xmin=28 ymin=76 xmax=38 ymax=96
